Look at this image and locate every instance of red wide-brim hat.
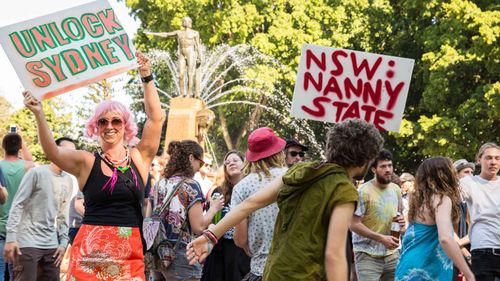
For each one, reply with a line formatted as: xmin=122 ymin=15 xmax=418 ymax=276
xmin=245 ymin=127 xmax=286 ymax=162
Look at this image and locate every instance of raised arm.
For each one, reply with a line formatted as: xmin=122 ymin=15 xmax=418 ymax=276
xmin=20 ymin=138 xmax=34 ymax=170
xmin=134 ymin=51 xmax=165 ymax=166
xmin=186 ymin=176 xmax=284 ymax=263
xmin=435 ymin=196 xmax=475 ymax=281
xmin=23 ymin=91 xmax=89 ymax=179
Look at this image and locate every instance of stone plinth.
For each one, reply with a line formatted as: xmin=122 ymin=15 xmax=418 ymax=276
xmin=165 ymin=97 xmax=206 ymax=148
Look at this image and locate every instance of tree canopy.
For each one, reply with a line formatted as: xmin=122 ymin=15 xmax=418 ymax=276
xmin=127 ymin=0 xmax=499 ymax=173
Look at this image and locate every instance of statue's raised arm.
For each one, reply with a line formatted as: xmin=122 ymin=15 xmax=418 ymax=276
xmin=143 ymin=30 xmax=179 ymax=38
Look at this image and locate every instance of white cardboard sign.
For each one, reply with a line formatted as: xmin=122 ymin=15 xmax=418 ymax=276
xmin=291 ymin=43 xmax=415 ymax=132
xmin=0 ymin=0 xmax=136 ymax=100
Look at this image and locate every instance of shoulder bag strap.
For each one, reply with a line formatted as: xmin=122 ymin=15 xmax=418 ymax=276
xmin=157 ymin=178 xmax=186 ymax=216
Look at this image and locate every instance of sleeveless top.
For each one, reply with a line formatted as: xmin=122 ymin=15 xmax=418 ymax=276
xmin=395 ymin=223 xmax=453 ymax=281
xmin=82 ymin=153 xmax=145 ymax=227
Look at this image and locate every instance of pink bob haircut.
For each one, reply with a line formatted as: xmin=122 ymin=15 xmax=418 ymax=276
xmin=85 ymin=100 xmax=138 ymax=143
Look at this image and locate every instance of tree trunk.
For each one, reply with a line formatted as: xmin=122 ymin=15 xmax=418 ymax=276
xmin=235 ymin=95 xmax=267 ymax=148
xmin=218 ymin=109 xmax=234 ymax=150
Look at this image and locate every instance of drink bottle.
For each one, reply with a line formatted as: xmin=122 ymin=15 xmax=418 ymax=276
xmin=390 ymin=211 xmax=401 ymax=238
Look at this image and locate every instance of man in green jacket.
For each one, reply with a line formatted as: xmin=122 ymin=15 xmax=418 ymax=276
xmin=187 ymin=119 xmax=384 ymax=280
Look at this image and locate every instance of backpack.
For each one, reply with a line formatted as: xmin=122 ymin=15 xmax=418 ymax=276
xmin=143 ymin=178 xmax=188 ymax=271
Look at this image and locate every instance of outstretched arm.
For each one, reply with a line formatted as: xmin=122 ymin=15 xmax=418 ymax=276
xmin=186 ymin=176 xmax=284 ymax=263
xmin=144 ymin=30 xmax=178 ymax=38
xmin=134 ymin=51 xmax=165 ymax=166
xmin=209 ymin=176 xmax=282 ymax=238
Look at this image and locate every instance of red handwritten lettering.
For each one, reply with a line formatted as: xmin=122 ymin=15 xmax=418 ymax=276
xmin=350 ymin=52 xmax=382 ymax=80
xmin=330 ymin=50 xmax=348 ymax=76
xmin=323 ymin=76 xmax=342 ymax=99
xmin=374 ymin=110 xmax=394 ymax=131
xmin=306 ymin=49 xmax=326 ymax=71
xmin=361 ymin=105 xmax=376 ymax=122
xmin=301 ymin=97 xmax=331 ymax=117
xmin=385 ymin=81 xmax=404 ymax=110
xmin=362 ymin=79 xmax=382 ymax=106
xmin=304 ymin=72 xmax=323 ymax=92
xmin=343 ymin=101 xmax=361 ymax=119
xmin=332 ymin=101 xmax=349 ymax=122
xmin=344 ymin=78 xmax=363 ymax=99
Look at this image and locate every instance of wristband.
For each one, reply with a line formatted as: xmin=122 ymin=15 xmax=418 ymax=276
xmin=203 ymin=229 xmax=218 ymax=245
xmin=141 ymin=74 xmax=154 ymax=83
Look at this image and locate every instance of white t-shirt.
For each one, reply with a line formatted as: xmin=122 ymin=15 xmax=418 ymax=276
xmin=460 ymin=175 xmax=500 ymax=250
xmin=230 ymin=167 xmax=287 ymax=276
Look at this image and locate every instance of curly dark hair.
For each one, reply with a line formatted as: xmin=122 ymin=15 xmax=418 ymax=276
xmin=325 ymin=119 xmax=384 ymax=167
xmin=163 ymin=140 xmax=203 ymax=178
xmin=2 ymin=133 xmax=22 ymax=156
xmin=408 ymin=157 xmax=461 ymax=225
xmin=220 ymin=150 xmax=245 ymax=204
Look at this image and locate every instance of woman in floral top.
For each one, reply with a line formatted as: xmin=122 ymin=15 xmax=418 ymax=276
xmin=149 ymin=140 xmax=223 ymax=281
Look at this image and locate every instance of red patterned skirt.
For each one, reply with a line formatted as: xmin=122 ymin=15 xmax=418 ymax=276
xmin=66 ymin=224 xmax=145 ymax=281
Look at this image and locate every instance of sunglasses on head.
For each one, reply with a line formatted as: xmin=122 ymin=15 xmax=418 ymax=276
xmin=97 ymin=117 xmax=123 ymax=128
xmin=289 ymin=151 xmax=305 ymax=157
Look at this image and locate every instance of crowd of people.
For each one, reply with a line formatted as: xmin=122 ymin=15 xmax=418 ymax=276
xmin=0 ymin=52 xmax=497 ymax=281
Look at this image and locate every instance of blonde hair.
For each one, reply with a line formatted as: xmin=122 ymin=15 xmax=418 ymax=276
xmin=476 ymin=142 xmax=500 ymax=161
xmin=242 ymin=152 xmax=285 ymax=180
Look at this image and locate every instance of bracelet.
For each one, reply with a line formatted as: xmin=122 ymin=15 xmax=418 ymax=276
xmin=141 ymin=74 xmax=154 ymax=83
xmin=203 ymin=229 xmax=218 ymax=245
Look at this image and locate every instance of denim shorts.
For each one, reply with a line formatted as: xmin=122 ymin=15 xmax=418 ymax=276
xmin=158 ymin=247 xmax=202 ymax=281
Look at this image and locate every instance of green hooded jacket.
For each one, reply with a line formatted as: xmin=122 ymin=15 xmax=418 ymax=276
xmin=262 ymin=161 xmax=358 ymax=281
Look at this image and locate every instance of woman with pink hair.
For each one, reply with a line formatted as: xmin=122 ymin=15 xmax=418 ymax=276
xmin=22 ymin=51 xmax=164 ymax=281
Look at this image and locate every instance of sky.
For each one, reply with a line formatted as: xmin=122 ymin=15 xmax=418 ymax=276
xmin=0 ymin=0 xmax=140 ymax=110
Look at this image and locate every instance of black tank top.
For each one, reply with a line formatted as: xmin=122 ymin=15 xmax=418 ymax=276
xmin=82 ymin=153 xmax=145 ymax=227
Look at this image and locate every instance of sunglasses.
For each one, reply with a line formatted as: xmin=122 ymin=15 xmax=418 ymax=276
xmin=97 ymin=117 xmax=123 ymax=128
xmin=289 ymin=151 xmax=305 ymax=158
xmin=194 ymin=155 xmax=205 ymax=166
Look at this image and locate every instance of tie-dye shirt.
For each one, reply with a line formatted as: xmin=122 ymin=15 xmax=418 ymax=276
xmin=352 ymin=180 xmax=401 ymax=256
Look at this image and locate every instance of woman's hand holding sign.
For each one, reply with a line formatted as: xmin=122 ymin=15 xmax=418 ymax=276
xmin=23 ymin=91 xmax=42 ymax=114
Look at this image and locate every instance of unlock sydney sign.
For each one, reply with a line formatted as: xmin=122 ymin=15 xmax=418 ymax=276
xmin=0 ymin=0 xmax=136 ymax=100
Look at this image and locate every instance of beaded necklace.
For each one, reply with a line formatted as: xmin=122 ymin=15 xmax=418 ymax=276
xmin=98 ymin=148 xmax=130 ymax=173
xmin=98 ymin=147 xmax=139 ymax=194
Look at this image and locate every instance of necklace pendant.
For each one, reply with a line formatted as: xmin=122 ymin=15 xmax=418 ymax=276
xmin=117 ymin=165 xmax=130 ymax=173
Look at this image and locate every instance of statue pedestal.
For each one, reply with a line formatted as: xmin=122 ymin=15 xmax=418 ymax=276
xmin=165 ymin=97 xmax=210 ymax=148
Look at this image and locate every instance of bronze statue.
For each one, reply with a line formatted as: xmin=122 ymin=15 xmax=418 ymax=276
xmin=145 ymin=17 xmax=203 ymax=98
